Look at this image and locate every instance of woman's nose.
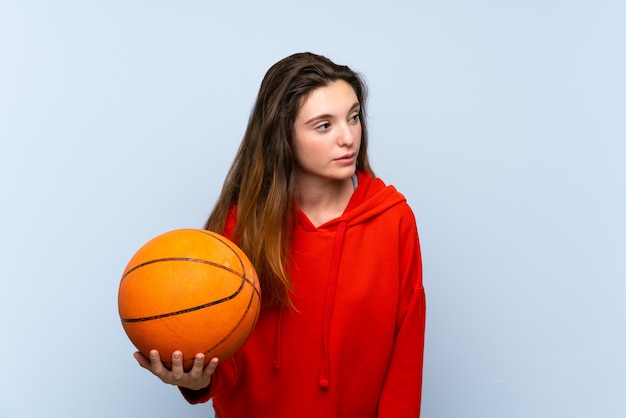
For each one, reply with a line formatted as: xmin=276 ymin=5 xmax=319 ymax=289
xmin=337 ymin=122 xmax=357 ymax=146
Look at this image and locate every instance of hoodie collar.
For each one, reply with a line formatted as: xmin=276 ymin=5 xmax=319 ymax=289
xmin=297 ymin=171 xmax=406 ymax=232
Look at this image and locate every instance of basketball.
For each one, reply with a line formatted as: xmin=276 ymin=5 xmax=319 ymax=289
xmin=118 ymin=228 xmax=261 ymax=370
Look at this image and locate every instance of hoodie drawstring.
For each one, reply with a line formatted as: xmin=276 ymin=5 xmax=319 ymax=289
xmin=319 ymin=221 xmax=347 ymax=388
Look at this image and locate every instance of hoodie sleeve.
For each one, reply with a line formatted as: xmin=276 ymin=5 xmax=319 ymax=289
xmin=377 ymin=204 xmax=426 ymax=417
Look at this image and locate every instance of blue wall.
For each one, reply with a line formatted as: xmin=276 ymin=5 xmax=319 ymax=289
xmin=1 ymin=1 xmax=624 ymax=417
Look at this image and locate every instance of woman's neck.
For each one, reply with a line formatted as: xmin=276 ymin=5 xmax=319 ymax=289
xmin=296 ymin=175 xmax=355 ymax=228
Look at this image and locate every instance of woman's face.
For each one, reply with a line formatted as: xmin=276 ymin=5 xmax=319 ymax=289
xmin=292 ymin=80 xmax=362 ymax=184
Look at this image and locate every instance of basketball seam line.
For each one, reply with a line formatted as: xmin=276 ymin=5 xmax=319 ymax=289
xmin=120 ymin=291 xmax=239 ymax=323
xmin=121 ymin=257 xmax=243 ymax=280
xmin=120 ymin=258 xmax=258 ymax=323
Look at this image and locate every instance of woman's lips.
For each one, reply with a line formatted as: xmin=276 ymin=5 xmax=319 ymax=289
xmin=334 ymin=153 xmax=356 ymax=164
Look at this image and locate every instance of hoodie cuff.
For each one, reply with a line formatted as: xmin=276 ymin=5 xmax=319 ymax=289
xmin=178 ymin=384 xmax=212 ymax=405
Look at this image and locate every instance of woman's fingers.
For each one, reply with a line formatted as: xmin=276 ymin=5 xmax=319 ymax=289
xmin=134 ymin=350 xmax=217 ymax=390
xmin=149 ymin=350 xmax=167 ymax=377
xmin=204 ymin=357 xmax=219 ymax=377
xmin=188 ymin=353 xmax=206 ymax=379
xmin=170 ymin=351 xmax=185 ymax=381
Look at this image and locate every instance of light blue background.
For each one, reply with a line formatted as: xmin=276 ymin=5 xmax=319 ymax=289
xmin=1 ymin=1 xmax=624 ymax=417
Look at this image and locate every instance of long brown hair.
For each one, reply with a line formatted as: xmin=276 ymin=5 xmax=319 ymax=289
xmin=205 ymin=52 xmax=374 ymax=306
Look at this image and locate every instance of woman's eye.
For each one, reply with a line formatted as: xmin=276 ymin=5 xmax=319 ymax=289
xmin=316 ymin=123 xmax=331 ymax=132
xmin=350 ymin=114 xmax=360 ymax=122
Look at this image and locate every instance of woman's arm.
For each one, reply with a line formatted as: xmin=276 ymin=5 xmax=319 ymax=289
xmin=377 ymin=208 xmax=426 ymax=417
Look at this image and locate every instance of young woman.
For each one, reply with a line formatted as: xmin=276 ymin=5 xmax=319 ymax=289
xmin=135 ymin=52 xmax=426 ymax=417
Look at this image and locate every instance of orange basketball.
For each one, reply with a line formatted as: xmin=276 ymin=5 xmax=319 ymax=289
xmin=118 ymin=228 xmax=261 ymax=370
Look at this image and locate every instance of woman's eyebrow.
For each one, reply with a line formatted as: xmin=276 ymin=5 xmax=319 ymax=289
xmin=304 ymin=113 xmax=333 ymax=125
xmin=304 ymin=102 xmax=361 ymax=125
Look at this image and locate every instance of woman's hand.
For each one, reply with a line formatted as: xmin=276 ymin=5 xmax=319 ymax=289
xmin=134 ymin=350 xmax=219 ymax=391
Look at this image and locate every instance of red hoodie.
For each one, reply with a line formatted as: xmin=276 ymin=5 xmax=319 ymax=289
xmin=181 ymin=171 xmax=425 ymax=417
